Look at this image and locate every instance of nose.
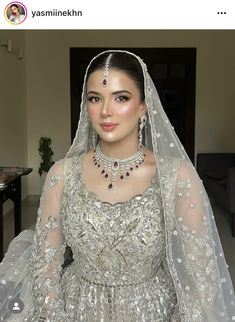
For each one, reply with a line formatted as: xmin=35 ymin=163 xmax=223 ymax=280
xmin=100 ymin=99 xmax=113 ymax=118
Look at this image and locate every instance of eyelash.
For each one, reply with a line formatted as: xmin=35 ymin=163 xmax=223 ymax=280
xmin=87 ymin=96 xmax=100 ymax=103
xmin=87 ymin=95 xmax=130 ymax=103
xmin=115 ymin=95 xmax=129 ymax=102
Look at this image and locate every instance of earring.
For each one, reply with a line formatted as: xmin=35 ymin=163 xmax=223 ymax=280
xmin=138 ymin=114 xmax=147 ymax=149
xmin=92 ymin=128 xmax=97 ymax=149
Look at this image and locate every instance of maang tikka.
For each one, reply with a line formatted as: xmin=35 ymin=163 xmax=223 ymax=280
xmin=102 ymin=53 xmax=112 ymax=86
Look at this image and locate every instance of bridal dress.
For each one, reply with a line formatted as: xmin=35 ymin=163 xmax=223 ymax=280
xmin=0 ymin=50 xmax=235 ymax=321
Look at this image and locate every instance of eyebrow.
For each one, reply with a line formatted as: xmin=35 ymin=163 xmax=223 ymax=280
xmin=86 ymin=90 xmax=132 ymax=96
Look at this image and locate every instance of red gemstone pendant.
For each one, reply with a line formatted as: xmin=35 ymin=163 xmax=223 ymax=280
xmin=113 ymin=161 xmax=119 ymax=169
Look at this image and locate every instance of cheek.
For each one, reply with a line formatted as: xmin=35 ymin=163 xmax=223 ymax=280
xmin=116 ymin=101 xmax=140 ymax=118
xmin=87 ymin=105 xmax=99 ymax=121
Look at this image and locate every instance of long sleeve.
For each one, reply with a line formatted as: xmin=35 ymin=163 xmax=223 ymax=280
xmin=166 ymin=158 xmax=235 ymax=321
xmin=29 ymin=159 xmax=67 ymax=321
xmin=175 ymin=160 xmax=218 ymax=320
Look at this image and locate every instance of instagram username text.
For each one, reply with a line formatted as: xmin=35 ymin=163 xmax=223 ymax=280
xmin=31 ymin=9 xmax=83 ymax=18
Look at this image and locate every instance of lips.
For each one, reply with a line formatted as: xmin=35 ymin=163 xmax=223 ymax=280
xmin=100 ymin=123 xmax=118 ymax=126
xmin=100 ymin=123 xmax=118 ymax=132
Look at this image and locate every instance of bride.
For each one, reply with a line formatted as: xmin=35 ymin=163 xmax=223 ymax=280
xmin=0 ymin=50 xmax=234 ymax=321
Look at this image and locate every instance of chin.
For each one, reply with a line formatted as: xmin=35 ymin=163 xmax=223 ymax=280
xmin=96 ymin=127 xmax=137 ymax=144
xmin=100 ymin=135 xmax=135 ymax=146
xmin=96 ymin=130 xmax=118 ymax=141
xmin=99 ymin=135 xmax=121 ymax=143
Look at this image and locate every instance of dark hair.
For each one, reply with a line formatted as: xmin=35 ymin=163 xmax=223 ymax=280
xmin=86 ymin=51 xmax=145 ymax=101
xmin=10 ymin=4 xmax=19 ymax=9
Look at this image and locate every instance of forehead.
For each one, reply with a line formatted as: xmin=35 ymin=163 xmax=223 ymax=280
xmin=86 ymin=68 xmax=139 ymax=93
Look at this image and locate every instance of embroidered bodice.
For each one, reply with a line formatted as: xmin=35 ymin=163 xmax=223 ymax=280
xmin=62 ymin=154 xmax=177 ymax=321
xmin=27 ymin=153 xmax=178 ymax=321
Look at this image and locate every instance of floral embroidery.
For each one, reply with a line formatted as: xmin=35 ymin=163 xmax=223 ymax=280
xmin=50 ymin=175 xmax=61 ymax=186
xmin=45 ymin=216 xmax=59 ymax=231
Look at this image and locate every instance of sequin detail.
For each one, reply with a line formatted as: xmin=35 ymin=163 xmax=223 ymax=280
xmin=59 ymin=154 xmax=178 ymax=321
xmin=50 ymin=174 xmax=61 ymax=186
xmin=45 ymin=216 xmax=59 ymax=231
xmin=26 ymin=155 xmax=225 ymax=321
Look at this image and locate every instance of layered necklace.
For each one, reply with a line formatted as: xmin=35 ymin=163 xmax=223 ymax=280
xmin=93 ymin=141 xmax=145 ymax=191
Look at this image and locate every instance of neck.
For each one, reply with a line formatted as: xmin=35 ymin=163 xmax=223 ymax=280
xmin=99 ymin=136 xmax=140 ymax=160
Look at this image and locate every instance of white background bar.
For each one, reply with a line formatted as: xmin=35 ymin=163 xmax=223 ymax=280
xmin=0 ymin=0 xmax=234 ymax=29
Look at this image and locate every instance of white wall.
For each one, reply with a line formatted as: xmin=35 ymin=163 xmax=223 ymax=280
xmin=1 ymin=30 xmax=235 ymax=199
xmin=0 ymin=30 xmax=28 ymax=213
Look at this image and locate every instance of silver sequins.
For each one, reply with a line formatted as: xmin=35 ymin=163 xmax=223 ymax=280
xmin=45 ymin=216 xmax=59 ymax=231
xmin=50 ymin=175 xmax=61 ymax=186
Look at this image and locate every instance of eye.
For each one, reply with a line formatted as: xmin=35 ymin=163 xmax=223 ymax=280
xmin=87 ymin=96 xmax=101 ymax=103
xmin=115 ymin=95 xmax=129 ymax=102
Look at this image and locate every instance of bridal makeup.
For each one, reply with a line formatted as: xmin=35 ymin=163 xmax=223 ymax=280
xmin=86 ymin=68 xmax=146 ymax=151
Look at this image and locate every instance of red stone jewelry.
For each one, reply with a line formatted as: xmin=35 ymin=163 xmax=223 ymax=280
xmin=102 ymin=53 xmax=112 ymax=87
xmin=93 ymin=141 xmax=145 ymax=191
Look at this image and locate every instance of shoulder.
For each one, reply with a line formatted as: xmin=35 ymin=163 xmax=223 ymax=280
xmin=154 ymin=155 xmax=194 ymax=180
xmin=44 ymin=159 xmax=67 ymax=187
xmin=176 ymin=158 xmax=199 ymax=181
xmin=48 ymin=158 xmax=65 ymax=176
xmin=170 ymin=158 xmax=203 ymax=191
xmin=54 ymin=153 xmax=88 ymax=179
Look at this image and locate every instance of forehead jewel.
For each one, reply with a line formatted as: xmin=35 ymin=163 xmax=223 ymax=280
xmin=102 ymin=53 xmax=112 ymax=87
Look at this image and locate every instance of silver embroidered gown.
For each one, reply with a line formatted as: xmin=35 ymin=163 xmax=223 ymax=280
xmin=25 ymin=152 xmax=179 ymax=322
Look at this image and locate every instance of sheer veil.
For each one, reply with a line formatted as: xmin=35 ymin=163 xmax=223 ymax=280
xmin=0 ymin=49 xmax=234 ymax=321
xmin=66 ymin=50 xmax=235 ymax=320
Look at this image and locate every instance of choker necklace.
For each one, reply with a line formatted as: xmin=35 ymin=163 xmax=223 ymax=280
xmin=93 ymin=141 xmax=145 ymax=191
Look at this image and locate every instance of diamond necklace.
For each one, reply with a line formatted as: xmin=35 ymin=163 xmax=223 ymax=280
xmin=93 ymin=141 xmax=145 ymax=191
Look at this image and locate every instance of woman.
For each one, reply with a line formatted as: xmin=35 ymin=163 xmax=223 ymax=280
xmin=8 ymin=4 xmax=25 ymax=23
xmin=0 ymin=50 xmax=234 ymax=321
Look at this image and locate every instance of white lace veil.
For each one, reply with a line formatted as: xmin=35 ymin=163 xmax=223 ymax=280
xmin=65 ymin=50 xmax=235 ymax=321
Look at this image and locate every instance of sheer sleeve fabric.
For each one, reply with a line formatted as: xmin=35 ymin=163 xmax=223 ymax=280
xmin=166 ymin=158 xmax=235 ymax=321
xmin=29 ymin=159 xmax=67 ymax=321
